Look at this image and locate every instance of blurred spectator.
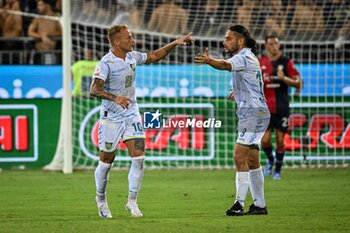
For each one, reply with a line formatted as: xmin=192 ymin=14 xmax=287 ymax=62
xmin=111 ymin=0 xmax=132 ymax=25
xmin=147 ymin=0 xmax=188 ymax=34
xmin=284 ymin=0 xmax=295 ymax=25
xmin=338 ymin=19 xmax=350 ymax=39
xmin=20 ymin=0 xmax=36 ymax=12
xmin=235 ymin=0 xmax=256 ymax=32
xmin=129 ymin=0 xmax=147 ymax=30
xmin=143 ymin=0 xmax=160 ymax=24
xmin=262 ymin=0 xmax=286 ymax=38
xmin=20 ymin=0 xmax=36 ymax=36
xmin=0 ymin=0 xmax=23 ymax=38
xmin=96 ymin=0 xmax=114 ymax=25
xmin=335 ymin=8 xmax=350 ymax=48
xmin=290 ymin=0 xmax=324 ymax=38
xmin=72 ymin=47 xmax=98 ymax=96
xmin=192 ymin=0 xmax=220 ymax=36
xmin=27 ymin=0 xmax=61 ymax=51
xmin=322 ymin=0 xmax=349 ymax=40
xmin=79 ymin=0 xmax=113 ymax=25
xmin=0 ymin=0 xmax=23 ymax=63
xmin=55 ymin=0 xmax=60 ymax=12
xmin=80 ymin=0 xmax=95 ymax=22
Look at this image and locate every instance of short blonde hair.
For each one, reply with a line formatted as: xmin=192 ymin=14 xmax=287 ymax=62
xmin=107 ymin=24 xmax=129 ymax=46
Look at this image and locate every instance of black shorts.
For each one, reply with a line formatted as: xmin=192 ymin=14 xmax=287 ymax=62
xmin=268 ymin=113 xmax=289 ymax=132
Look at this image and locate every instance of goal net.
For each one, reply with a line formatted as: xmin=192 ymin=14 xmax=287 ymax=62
xmin=45 ymin=0 xmax=350 ymax=171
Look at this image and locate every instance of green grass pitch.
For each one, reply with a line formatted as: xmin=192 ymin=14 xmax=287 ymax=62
xmin=0 ymin=168 xmax=349 ymax=233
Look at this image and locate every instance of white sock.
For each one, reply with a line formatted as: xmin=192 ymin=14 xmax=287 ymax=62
xmin=128 ymin=156 xmax=145 ymax=204
xmin=94 ymin=161 xmax=112 ymax=200
xmin=235 ymin=171 xmax=250 ymax=207
xmin=249 ymin=167 xmax=266 ymax=208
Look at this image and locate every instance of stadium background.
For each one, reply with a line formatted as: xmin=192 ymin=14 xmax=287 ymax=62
xmin=1 ymin=0 xmax=349 ymax=169
xmin=1 ymin=1 xmax=350 ymax=233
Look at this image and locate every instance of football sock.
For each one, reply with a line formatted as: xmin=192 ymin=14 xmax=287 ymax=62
xmin=275 ymin=147 xmax=285 ymax=173
xmin=95 ymin=160 xmax=112 ymax=200
xmin=263 ymin=146 xmax=274 ymax=162
xmin=249 ymin=167 xmax=266 ymax=208
xmin=128 ymin=156 xmax=145 ymax=204
xmin=235 ymin=171 xmax=249 ymax=207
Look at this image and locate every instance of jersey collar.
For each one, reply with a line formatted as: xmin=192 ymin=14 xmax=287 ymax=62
xmin=109 ymin=50 xmax=129 ymax=62
xmin=239 ymin=47 xmax=251 ymax=54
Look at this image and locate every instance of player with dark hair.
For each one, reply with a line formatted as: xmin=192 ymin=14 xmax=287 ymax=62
xmin=90 ymin=24 xmax=193 ymax=219
xmin=259 ymin=35 xmax=302 ymax=180
xmin=195 ymin=25 xmax=270 ymax=215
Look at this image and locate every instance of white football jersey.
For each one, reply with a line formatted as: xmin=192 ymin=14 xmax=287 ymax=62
xmin=93 ymin=50 xmax=147 ymax=122
xmin=227 ymin=48 xmax=270 ymax=119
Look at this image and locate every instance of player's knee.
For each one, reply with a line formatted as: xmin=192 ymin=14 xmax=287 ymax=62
xmin=276 ymin=140 xmax=285 ymax=149
xmin=248 ymin=161 xmax=260 ymax=170
xmin=234 ymin=153 xmax=245 ymax=166
xmin=261 ymin=138 xmax=271 ymax=148
xmin=100 ymin=151 xmax=115 ymax=164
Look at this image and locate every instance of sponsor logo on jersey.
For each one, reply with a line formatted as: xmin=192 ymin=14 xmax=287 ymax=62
xmin=130 ymin=63 xmax=136 ymax=71
xmin=266 ymin=83 xmax=281 ymax=88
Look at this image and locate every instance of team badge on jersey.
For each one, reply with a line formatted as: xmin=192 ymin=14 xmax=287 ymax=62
xmin=105 ymin=142 xmax=113 ymax=150
xmin=130 ymin=63 xmax=136 ymax=71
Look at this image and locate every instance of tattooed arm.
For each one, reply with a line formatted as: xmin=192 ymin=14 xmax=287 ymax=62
xmin=90 ymin=78 xmax=132 ymax=109
xmin=144 ymin=32 xmax=194 ymax=64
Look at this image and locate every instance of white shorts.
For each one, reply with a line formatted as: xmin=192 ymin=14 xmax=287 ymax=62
xmin=98 ymin=114 xmax=145 ymax=152
xmin=236 ymin=117 xmax=270 ymax=147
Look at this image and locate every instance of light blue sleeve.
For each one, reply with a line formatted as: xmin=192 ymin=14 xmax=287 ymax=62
xmin=92 ymin=61 xmax=109 ymax=81
xmin=228 ymin=54 xmax=246 ymax=72
xmin=130 ymin=51 xmax=147 ymax=64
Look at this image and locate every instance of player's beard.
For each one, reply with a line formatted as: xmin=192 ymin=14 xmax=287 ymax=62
xmin=226 ymin=41 xmax=239 ymax=55
xmin=121 ymin=44 xmax=133 ymax=53
xmin=271 ymin=49 xmax=280 ymax=57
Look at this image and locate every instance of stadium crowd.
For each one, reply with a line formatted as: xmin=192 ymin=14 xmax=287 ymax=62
xmin=0 ymin=0 xmax=349 ymax=64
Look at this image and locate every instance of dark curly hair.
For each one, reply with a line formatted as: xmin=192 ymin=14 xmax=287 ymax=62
xmin=229 ymin=25 xmax=257 ymax=54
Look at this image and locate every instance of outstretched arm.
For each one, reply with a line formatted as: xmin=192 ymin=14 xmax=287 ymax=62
xmin=194 ymin=48 xmax=232 ymax=71
xmin=90 ymin=78 xmax=132 ymax=109
xmin=145 ymin=32 xmax=194 ymax=64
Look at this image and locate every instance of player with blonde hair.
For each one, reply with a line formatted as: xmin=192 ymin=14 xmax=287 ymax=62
xmin=91 ymin=24 xmax=193 ymax=218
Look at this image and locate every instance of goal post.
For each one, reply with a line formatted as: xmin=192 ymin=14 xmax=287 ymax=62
xmin=62 ymin=0 xmax=73 ymax=174
xmin=43 ymin=0 xmax=72 ymax=173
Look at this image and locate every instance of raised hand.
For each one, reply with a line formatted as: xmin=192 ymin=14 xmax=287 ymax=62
xmin=195 ymin=48 xmax=210 ymax=64
xmin=176 ymin=32 xmax=194 ymax=46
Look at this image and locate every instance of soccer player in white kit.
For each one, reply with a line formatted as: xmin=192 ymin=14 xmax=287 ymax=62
xmin=90 ymin=24 xmax=194 ymax=219
xmin=195 ymin=25 xmax=270 ymax=215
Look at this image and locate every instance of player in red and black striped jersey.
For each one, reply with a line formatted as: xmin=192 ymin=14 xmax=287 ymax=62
xmin=259 ymin=35 xmax=303 ymax=180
